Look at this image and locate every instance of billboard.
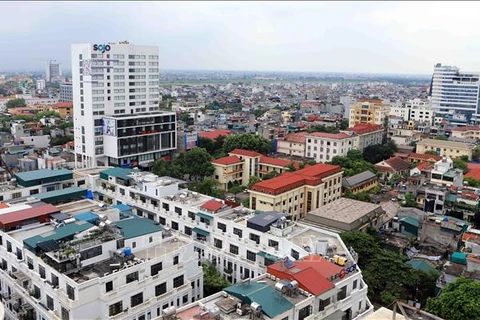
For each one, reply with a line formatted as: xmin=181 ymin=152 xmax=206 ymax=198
xmin=103 ymin=118 xmax=116 ymax=137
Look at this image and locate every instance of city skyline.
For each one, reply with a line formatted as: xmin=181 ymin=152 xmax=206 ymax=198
xmin=1 ymin=1 xmax=480 ymax=74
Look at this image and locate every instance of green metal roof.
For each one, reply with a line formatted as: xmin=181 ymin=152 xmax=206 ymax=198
xmin=24 ymin=221 xmax=94 ymax=250
xmin=443 ymin=170 xmax=459 ymax=178
xmin=196 ymin=212 xmax=213 ymax=220
xmin=446 ymin=194 xmax=457 ymax=202
xmin=15 ymin=168 xmax=72 ymax=182
xmin=192 ymin=227 xmax=210 ymax=237
xmin=399 ymin=216 xmax=420 ymax=228
xmin=100 ymin=167 xmax=133 ymax=180
xmin=406 ymin=259 xmax=435 ymax=273
xmin=224 ymin=281 xmax=294 ymax=318
xmin=115 ymin=217 xmax=162 ymax=239
xmin=33 ymin=187 xmax=87 ymax=201
xmin=256 ymin=251 xmax=281 ymax=262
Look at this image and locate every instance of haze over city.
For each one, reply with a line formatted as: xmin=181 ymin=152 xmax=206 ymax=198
xmin=2 ymin=1 xmax=480 ymax=74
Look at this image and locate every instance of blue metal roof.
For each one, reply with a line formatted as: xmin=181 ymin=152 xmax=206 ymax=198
xmin=111 ymin=204 xmax=133 ymax=213
xmin=224 ymin=281 xmax=293 ymax=318
xmin=15 ymin=168 xmax=72 ymax=182
xmin=100 ymin=167 xmax=133 ymax=180
xmin=24 ymin=221 xmax=94 ymax=251
xmin=33 ymin=187 xmax=87 ymax=201
xmin=74 ymin=212 xmax=99 ymax=223
xmin=115 ymin=217 xmax=162 ymax=239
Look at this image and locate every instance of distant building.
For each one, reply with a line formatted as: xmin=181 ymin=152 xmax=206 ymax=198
xmin=389 ymin=99 xmax=434 ymax=125
xmin=51 ymin=102 xmax=73 ymax=118
xmin=59 ymin=83 xmax=73 ymax=102
xmin=347 ymin=124 xmax=384 ymax=152
xmin=431 ymin=63 xmax=480 ymax=124
xmin=306 ymin=132 xmax=356 ymax=163
xmin=36 ymin=79 xmax=46 ymax=91
xmin=275 ymin=132 xmax=307 ymax=158
xmin=45 ymin=60 xmax=61 ymax=82
xmin=416 ymin=138 xmax=475 ymax=160
xmin=348 ymin=99 xmax=390 ymax=128
xmin=374 ymin=156 xmax=410 ymax=181
xmin=430 ymin=157 xmax=463 ymax=188
xmin=342 ymin=171 xmax=378 ymax=195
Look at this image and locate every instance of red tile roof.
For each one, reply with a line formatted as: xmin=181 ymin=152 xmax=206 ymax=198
xmin=347 ymin=123 xmax=383 ymax=134
xmin=212 ymin=156 xmax=243 ymax=166
xmin=251 ymin=163 xmax=342 ymax=195
xmin=384 ymin=157 xmax=410 ymax=171
xmin=259 ymin=156 xmax=294 ymax=168
xmin=200 ymin=200 xmax=223 ymax=213
xmin=0 ymin=204 xmax=59 ymax=226
xmin=408 ymin=153 xmax=442 ymax=162
xmin=451 ymin=125 xmax=480 ymax=132
xmin=198 ymin=130 xmax=231 ymax=141
xmin=416 ymin=161 xmax=433 ymax=171
xmin=465 ymin=163 xmax=480 ymax=180
xmin=267 ymin=255 xmax=343 ymax=295
xmin=229 ymin=149 xmax=262 ymax=157
xmin=52 ymin=102 xmax=73 ymax=108
xmin=307 ymin=132 xmax=351 ymax=139
xmin=277 ymin=132 xmax=307 ymax=144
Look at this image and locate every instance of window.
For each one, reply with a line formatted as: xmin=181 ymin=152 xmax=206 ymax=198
xmin=291 ymin=249 xmax=299 ymax=260
xmin=319 ymin=298 xmax=331 ymax=311
xmin=183 ymin=294 xmax=189 ymax=303
xmin=188 ymin=211 xmax=195 ymax=220
xmin=109 ymin=301 xmax=123 ymax=316
xmin=246 ymin=250 xmax=256 ymax=262
xmin=66 ymin=284 xmax=75 ymax=300
xmin=298 ymin=305 xmax=311 ymax=320
xmin=230 ymin=244 xmax=239 ymax=255
xmin=155 ymin=282 xmax=167 ymax=296
xmin=175 ymin=207 xmax=182 ymax=215
xmin=80 ymin=245 xmax=102 ymax=260
xmin=217 ymin=222 xmax=226 ymax=232
xmin=214 ymin=238 xmax=223 ymax=249
xmin=39 ymin=265 xmax=46 ymax=279
xmin=131 ymin=292 xmax=143 ymax=307
xmin=173 ymin=275 xmax=184 ymax=288
xmin=52 ymin=274 xmax=59 ymax=288
xmin=159 ymin=217 xmax=166 ymax=225
xmin=185 ymin=226 xmax=192 ymax=235
xmin=126 ymin=271 xmax=139 ymax=283
xmin=353 ymin=279 xmax=358 ymax=290
xmin=173 ymin=255 xmax=179 ymax=265
xmin=151 ymin=262 xmax=163 ymax=276
xmin=249 ymin=233 xmax=260 ymax=244
xmin=105 ymin=281 xmax=113 ymax=292
xmin=46 ymin=295 xmax=54 ymax=310
xmin=268 ymin=239 xmax=279 ymax=248
xmin=233 ymin=228 xmax=242 ymax=238
xmin=171 ymin=221 xmax=179 ymax=230
xmin=337 ymin=286 xmax=347 ymax=301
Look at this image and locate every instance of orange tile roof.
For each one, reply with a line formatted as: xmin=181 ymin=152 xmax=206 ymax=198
xmin=251 ymin=163 xmax=342 ymax=195
xmin=277 ymin=132 xmax=307 ymax=144
xmin=451 ymin=125 xmax=480 ymax=132
xmin=200 ymin=200 xmax=223 ymax=213
xmin=198 ymin=130 xmax=231 ymax=140
xmin=212 ymin=156 xmax=243 ymax=166
xmin=347 ymin=123 xmax=383 ymax=134
xmin=408 ymin=153 xmax=442 ymax=162
xmin=416 ymin=161 xmax=433 ymax=171
xmin=465 ymin=163 xmax=480 ymax=180
xmin=308 ymin=132 xmax=351 ymax=139
xmin=259 ymin=156 xmax=293 ymax=168
xmin=52 ymin=102 xmax=73 ymax=108
xmin=229 ymin=148 xmax=262 ymax=157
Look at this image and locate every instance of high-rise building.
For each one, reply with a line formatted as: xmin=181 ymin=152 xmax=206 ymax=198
xmin=59 ymin=83 xmax=73 ymax=102
xmin=348 ymin=99 xmax=390 ymax=128
xmin=431 ymin=63 xmax=480 ymax=124
xmin=71 ymin=42 xmax=176 ymax=168
xmin=45 ymin=60 xmax=61 ymax=82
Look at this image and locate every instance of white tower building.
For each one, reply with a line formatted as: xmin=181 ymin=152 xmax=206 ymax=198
xmin=431 ymin=63 xmax=480 ymax=124
xmin=71 ymin=42 xmax=176 ymax=168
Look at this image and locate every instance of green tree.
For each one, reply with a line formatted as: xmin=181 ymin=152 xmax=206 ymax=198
xmin=151 ymin=160 xmax=182 ymax=179
xmin=307 ymin=125 xmax=340 ymax=134
xmin=435 ymin=135 xmax=449 ymax=140
xmin=453 ymin=158 xmax=468 ymax=174
xmin=363 ymin=140 xmax=398 ymax=164
xmin=202 ymin=261 xmax=231 ymax=296
xmin=344 ymin=191 xmax=371 ymax=202
xmin=247 ymin=176 xmax=262 ymax=188
xmin=329 ymin=150 xmax=377 ymax=177
xmin=464 ymin=177 xmax=480 ymax=187
xmin=223 ymin=133 xmax=273 ymax=154
xmin=403 ymin=193 xmax=416 ymax=207
xmin=58 ymin=121 xmax=74 ymax=130
xmin=174 ymin=148 xmax=215 ymax=181
xmin=424 ymin=150 xmax=438 ymax=155
xmin=262 ymin=170 xmax=279 ymax=180
xmin=6 ymin=98 xmax=26 ymax=109
xmin=424 ymin=277 xmax=480 ymax=320
xmin=34 ymin=110 xmax=60 ymax=120
xmin=284 ymin=163 xmax=296 ymax=172
xmin=190 ymin=178 xmax=224 ymax=198
xmin=179 ymin=113 xmax=191 ymax=123
xmin=198 ymin=137 xmax=216 ymax=155
xmin=339 ymin=119 xmax=349 ymax=130
xmin=472 ymin=146 xmax=480 ymax=162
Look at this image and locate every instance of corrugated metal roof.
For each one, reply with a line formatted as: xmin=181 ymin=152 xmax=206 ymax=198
xmin=23 ymin=221 xmax=94 ymax=250
xmin=100 ymin=167 xmax=133 ymax=181
xmin=33 ymin=187 xmax=87 ymax=201
xmin=115 ymin=217 xmax=162 ymax=239
xmin=0 ymin=203 xmax=59 ymax=225
xmin=224 ymin=282 xmax=293 ymax=318
xmin=342 ymin=170 xmax=377 ymax=188
xmin=15 ymin=168 xmax=72 ymax=182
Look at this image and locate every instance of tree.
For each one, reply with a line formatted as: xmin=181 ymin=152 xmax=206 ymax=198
xmin=190 ymin=178 xmax=224 ymax=199
xmin=453 ymin=158 xmax=468 ymax=174
xmin=435 ymin=135 xmax=449 ymax=141
xmin=6 ymin=98 xmax=26 ymax=109
xmin=307 ymin=125 xmax=339 ymax=134
xmin=247 ymin=176 xmax=262 ymax=188
xmin=223 ymin=133 xmax=273 ymax=154
xmin=174 ymin=148 xmax=215 ymax=181
xmin=202 ymin=261 xmax=231 ymax=296
xmin=284 ymin=163 xmax=296 ymax=172
xmin=339 ymin=119 xmax=349 ymax=130
xmin=329 ymin=149 xmax=377 ymax=177
xmin=472 ymin=146 xmax=480 ymax=162
xmin=179 ymin=113 xmax=192 ymax=123
xmin=262 ymin=170 xmax=279 ymax=180
xmin=424 ymin=277 xmax=480 ymax=320
xmin=403 ymin=192 xmax=416 ymax=207
xmin=464 ymin=177 xmax=480 ymax=187
xmin=363 ymin=140 xmax=398 ymax=164
xmin=151 ymin=160 xmax=182 ymax=179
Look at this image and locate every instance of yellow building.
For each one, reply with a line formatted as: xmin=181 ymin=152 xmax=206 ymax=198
xmin=249 ymin=163 xmax=343 ymax=221
xmin=211 ymin=149 xmax=300 ymax=190
xmin=51 ymin=102 xmax=74 ymax=118
xmin=416 ymin=138 xmax=475 ymax=160
xmin=341 ymin=170 xmax=378 ymax=195
xmin=349 ymin=99 xmax=390 ymax=128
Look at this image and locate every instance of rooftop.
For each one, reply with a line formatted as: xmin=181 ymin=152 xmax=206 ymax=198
xmin=307 ymin=132 xmax=351 ymax=139
xmin=115 ymin=216 xmax=162 ymax=239
xmin=417 ymin=138 xmax=475 ymax=148
xmin=14 ymin=168 xmax=72 ymax=182
xmin=306 ymin=198 xmax=381 ymax=224
xmin=198 ymin=129 xmax=231 ymax=140
xmin=342 ymin=170 xmax=377 ymax=189
xmin=259 ymin=156 xmax=296 ymax=168
xmin=100 ymin=167 xmax=133 ymax=181
xmin=212 ymin=156 xmax=243 ymax=166
xmin=229 ymin=148 xmax=263 ymax=158
xmin=347 ymin=123 xmax=383 ymax=134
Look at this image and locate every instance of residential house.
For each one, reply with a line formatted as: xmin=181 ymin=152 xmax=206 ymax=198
xmin=374 ymin=157 xmax=411 ymax=182
xmin=342 ymin=171 xmax=378 ymax=195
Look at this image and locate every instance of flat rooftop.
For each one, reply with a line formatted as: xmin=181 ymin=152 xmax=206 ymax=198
xmin=135 ymin=237 xmax=189 ymax=260
xmin=306 ymin=198 xmax=381 ymax=224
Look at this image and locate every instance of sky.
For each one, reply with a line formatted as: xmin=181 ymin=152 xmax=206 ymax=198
xmin=1 ymin=1 xmax=480 ymax=74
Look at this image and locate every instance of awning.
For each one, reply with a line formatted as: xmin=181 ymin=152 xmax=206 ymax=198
xmin=196 ymin=212 xmax=213 ymax=220
xmin=256 ymin=251 xmax=281 ymax=262
xmin=192 ymin=227 xmax=210 ymax=237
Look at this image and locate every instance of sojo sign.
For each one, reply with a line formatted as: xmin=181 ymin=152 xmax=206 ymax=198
xmin=93 ymin=44 xmax=111 ymax=53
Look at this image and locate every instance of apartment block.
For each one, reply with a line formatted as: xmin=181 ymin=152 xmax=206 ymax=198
xmin=348 ymin=99 xmax=390 ymax=128
xmin=248 ymin=163 xmax=343 ymax=220
xmin=305 ymin=132 xmax=356 ymax=163
xmin=416 ymin=138 xmax=475 ymax=160
xmin=275 ymin=132 xmax=307 ymax=158
xmin=389 ymin=99 xmax=434 ymax=125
